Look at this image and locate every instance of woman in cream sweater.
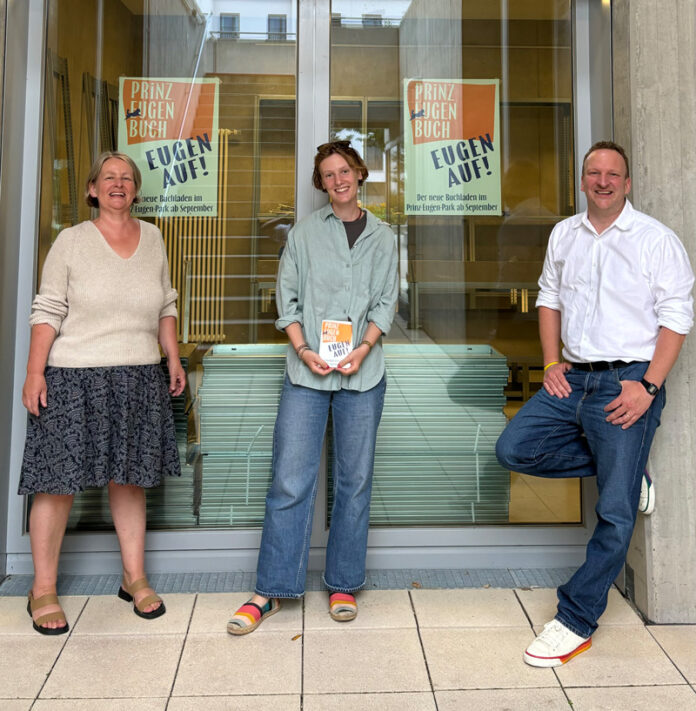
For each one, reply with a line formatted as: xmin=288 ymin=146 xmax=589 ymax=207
xmin=20 ymin=151 xmax=185 ymax=634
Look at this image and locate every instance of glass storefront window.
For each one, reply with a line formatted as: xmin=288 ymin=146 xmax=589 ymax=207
xmin=38 ymin=0 xmax=297 ymax=531
xmin=34 ymin=0 xmax=580 ymax=534
xmin=328 ymin=0 xmax=581 ymax=525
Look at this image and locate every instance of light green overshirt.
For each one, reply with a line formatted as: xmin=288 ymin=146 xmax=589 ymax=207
xmin=275 ymin=203 xmax=398 ymax=391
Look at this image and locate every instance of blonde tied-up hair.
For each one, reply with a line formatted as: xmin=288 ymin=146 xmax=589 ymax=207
xmin=85 ymin=151 xmax=142 ymax=208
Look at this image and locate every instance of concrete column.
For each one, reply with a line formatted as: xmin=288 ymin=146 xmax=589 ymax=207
xmin=613 ymin=0 xmax=696 ymax=622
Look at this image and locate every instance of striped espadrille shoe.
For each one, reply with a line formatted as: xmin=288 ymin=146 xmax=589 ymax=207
xmin=227 ymin=598 xmax=280 ymax=635
xmin=329 ymin=592 xmax=357 ymax=621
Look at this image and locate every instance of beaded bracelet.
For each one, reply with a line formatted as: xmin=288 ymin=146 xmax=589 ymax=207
xmin=360 ymin=340 xmax=374 ymax=350
xmin=543 ymin=361 xmax=559 ymax=371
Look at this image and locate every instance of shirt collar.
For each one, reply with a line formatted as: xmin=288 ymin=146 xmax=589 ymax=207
xmin=319 ymin=202 xmax=337 ymax=221
xmin=318 ymin=202 xmax=379 ymax=231
xmin=576 ymin=199 xmax=635 ymax=235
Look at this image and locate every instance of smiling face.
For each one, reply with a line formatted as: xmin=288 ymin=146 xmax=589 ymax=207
xmin=88 ymin=157 xmax=137 ymax=211
xmin=581 ymin=148 xmax=631 ymax=223
xmin=318 ymin=153 xmax=361 ymax=209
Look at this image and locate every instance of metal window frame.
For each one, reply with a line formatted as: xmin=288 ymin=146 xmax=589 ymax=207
xmin=267 ymin=13 xmax=288 ymax=41
xmin=2 ymin=0 xmax=612 ymax=575
xmin=219 ymin=12 xmax=240 ymax=40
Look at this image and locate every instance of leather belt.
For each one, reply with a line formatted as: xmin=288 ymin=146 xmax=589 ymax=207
xmin=570 ymin=360 xmax=641 ymax=372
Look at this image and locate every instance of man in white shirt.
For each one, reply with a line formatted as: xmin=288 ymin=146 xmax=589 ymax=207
xmin=496 ymin=141 xmax=694 ymax=667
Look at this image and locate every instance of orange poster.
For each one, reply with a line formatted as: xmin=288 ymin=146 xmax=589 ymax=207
xmin=118 ymin=77 xmax=220 ymax=218
xmin=404 ymin=78 xmax=501 ymax=216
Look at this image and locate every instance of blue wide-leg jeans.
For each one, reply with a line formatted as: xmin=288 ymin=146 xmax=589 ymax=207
xmin=255 ymin=374 xmax=386 ymax=598
xmin=495 ymin=362 xmax=665 ymax=638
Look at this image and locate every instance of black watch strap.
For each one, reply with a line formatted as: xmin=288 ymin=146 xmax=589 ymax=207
xmin=641 ymin=378 xmax=659 ymax=396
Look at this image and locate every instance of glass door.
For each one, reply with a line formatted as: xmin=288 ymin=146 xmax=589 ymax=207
xmin=37 ymin=0 xmax=299 ymax=532
xmin=327 ymin=0 xmax=581 ymax=527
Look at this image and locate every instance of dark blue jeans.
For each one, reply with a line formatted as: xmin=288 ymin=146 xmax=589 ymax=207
xmin=255 ymin=375 xmax=387 ymax=598
xmin=496 ymin=362 xmax=665 ymax=637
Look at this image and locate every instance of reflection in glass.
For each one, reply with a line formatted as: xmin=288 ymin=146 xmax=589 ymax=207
xmin=39 ymin=0 xmax=297 ymax=531
xmin=36 ymin=1 xmax=581 ymax=532
xmin=329 ymin=0 xmax=581 ymax=525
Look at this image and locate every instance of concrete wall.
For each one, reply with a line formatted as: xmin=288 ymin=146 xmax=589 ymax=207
xmin=614 ymin=0 xmax=696 ymax=623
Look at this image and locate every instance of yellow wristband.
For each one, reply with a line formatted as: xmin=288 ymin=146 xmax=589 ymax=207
xmin=543 ymin=361 xmax=559 ymax=371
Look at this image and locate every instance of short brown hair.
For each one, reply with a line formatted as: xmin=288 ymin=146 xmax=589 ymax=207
xmin=85 ymin=151 xmax=142 ymax=207
xmin=582 ymin=141 xmax=630 ymax=178
xmin=312 ymin=140 xmax=369 ymax=191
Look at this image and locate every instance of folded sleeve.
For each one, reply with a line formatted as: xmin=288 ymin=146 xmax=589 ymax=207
xmin=650 ymin=232 xmax=695 ymax=334
xmin=275 ymin=227 xmax=303 ymax=331
xmin=28 ymin=232 xmax=71 ymax=333
xmin=157 ymin=234 xmax=178 ymax=320
xmin=366 ymin=229 xmax=399 ymax=335
xmin=535 ymin=226 xmax=562 ymax=311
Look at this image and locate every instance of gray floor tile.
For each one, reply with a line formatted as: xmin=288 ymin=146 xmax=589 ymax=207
xmin=0 ymin=635 xmax=66 ymax=697
xmin=40 ymin=634 xmax=184 ymax=698
xmin=168 ymin=696 xmax=300 ymax=711
xmin=73 ymin=594 xmax=194 ymax=635
xmin=649 ymin=625 xmax=696 ymax=683
xmin=304 ymin=590 xmax=415 ymax=630
xmin=190 ymin=593 xmax=302 ymax=635
xmin=303 ymin=692 xmax=437 ymax=710
xmin=420 ymin=627 xmax=560 ymax=689
xmin=567 ymin=684 xmax=696 ymax=710
xmin=173 ymin=632 xmax=301 ymax=696
xmin=412 ymin=588 xmax=529 ymax=628
xmin=303 ymin=628 xmax=430 ymax=693
xmin=517 ymin=587 xmax=643 ymax=627
xmin=33 ymin=700 xmax=167 ymax=710
xmin=436 ymin=688 xmax=571 ymax=710
xmin=0 ymin=595 xmax=87 ymax=634
xmin=553 ymin=625 xmax=685 ymax=687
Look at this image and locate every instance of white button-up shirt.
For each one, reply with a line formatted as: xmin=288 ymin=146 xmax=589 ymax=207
xmin=536 ymin=200 xmax=694 ymax=363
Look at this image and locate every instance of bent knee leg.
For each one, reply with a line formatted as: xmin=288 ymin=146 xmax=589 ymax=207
xmin=495 ymin=426 xmax=531 ymax=471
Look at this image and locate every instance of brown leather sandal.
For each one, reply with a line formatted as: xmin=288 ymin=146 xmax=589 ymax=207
xmin=27 ymin=591 xmax=69 ymax=635
xmin=117 ymin=577 xmax=166 ymax=619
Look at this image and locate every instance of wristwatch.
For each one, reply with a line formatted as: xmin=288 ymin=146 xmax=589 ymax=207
xmin=641 ymin=378 xmax=659 ymax=396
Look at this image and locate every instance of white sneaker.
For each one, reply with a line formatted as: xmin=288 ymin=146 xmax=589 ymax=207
xmin=638 ymin=470 xmax=655 ymax=515
xmin=524 ymin=619 xmax=591 ymax=667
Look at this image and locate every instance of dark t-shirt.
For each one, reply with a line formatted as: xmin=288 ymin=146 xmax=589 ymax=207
xmin=343 ymin=210 xmax=367 ymax=249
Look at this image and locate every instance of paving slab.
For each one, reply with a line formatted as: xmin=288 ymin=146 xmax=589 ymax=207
xmin=420 ymin=627 xmax=560 ymax=690
xmin=649 ymin=625 xmax=696 ymax=683
xmin=303 ymin=628 xmax=430 ymax=694
xmin=436 ymin=688 xmax=571 ymax=710
xmin=303 ymin=691 xmax=437 ymax=710
xmin=0 ymin=635 xmax=66 ymax=698
xmin=33 ymin=700 xmax=167 ymax=710
xmin=40 ymin=634 xmax=184 ymax=698
xmin=0 ymin=595 xmax=87 ymax=634
xmin=174 ymin=632 xmax=301 ymax=696
xmin=566 ymin=684 xmax=696 ymax=710
xmin=412 ymin=588 xmax=529 ymax=628
xmin=168 ymin=696 xmax=300 ymax=711
xmin=73 ymin=593 xmax=194 ymax=635
xmin=552 ymin=625 xmax=685 ymax=687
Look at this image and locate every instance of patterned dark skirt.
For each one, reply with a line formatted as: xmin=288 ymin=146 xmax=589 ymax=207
xmin=19 ymin=364 xmax=181 ymax=495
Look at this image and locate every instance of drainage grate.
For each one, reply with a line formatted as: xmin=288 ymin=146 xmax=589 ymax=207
xmin=0 ymin=567 xmax=574 ymax=596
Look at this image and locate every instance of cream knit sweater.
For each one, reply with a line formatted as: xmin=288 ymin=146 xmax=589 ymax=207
xmin=30 ymin=220 xmax=178 ymax=368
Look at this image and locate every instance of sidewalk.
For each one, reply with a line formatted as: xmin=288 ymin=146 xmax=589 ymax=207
xmin=1 ymin=585 xmax=695 ymax=710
